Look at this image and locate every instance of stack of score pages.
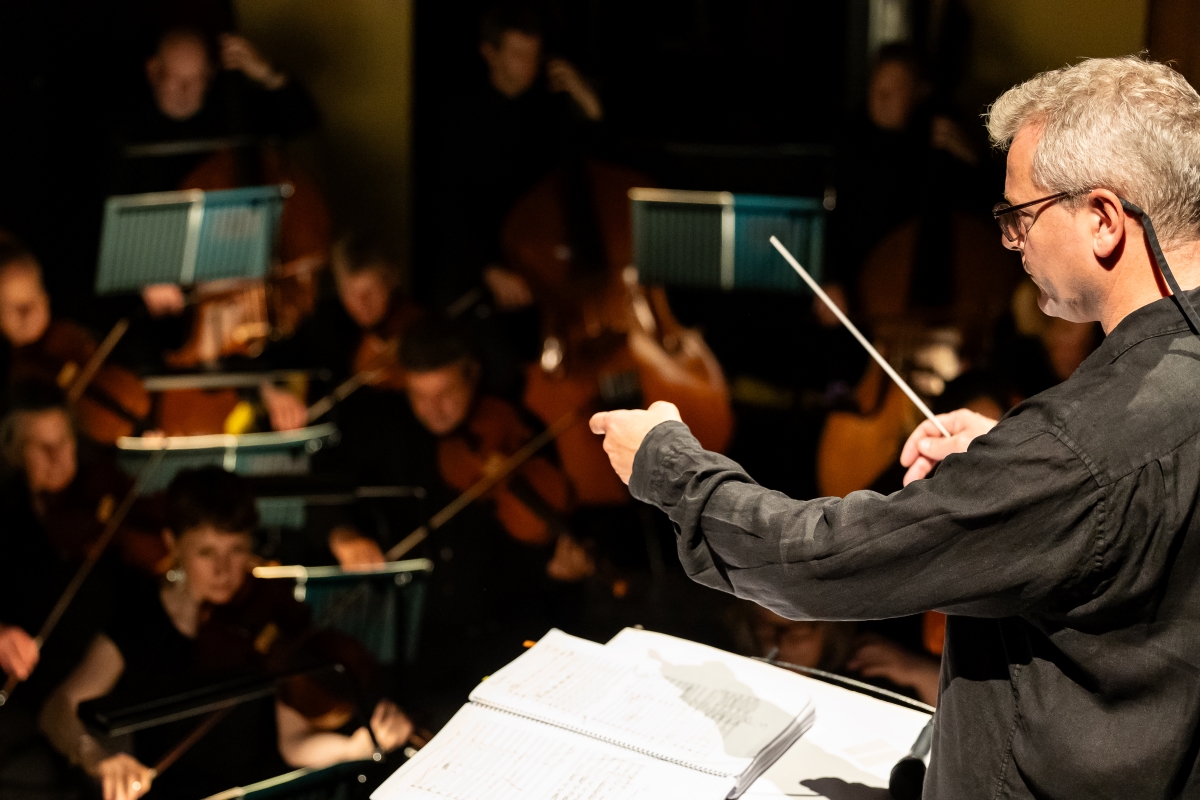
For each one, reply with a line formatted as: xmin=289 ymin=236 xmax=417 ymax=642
xmin=374 ymin=628 xmax=930 ymax=800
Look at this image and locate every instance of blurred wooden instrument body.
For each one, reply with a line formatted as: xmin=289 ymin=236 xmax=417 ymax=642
xmin=166 ymin=146 xmax=331 ymax=369
xmin=504 ymin=160 xmax=733 ymax=505
xmin=10 ymin=319 xmax=151 ymax=444
xmin=817 ymin=212 xmax=1023 ymax=497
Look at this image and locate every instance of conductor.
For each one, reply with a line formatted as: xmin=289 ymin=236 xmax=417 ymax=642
xmin=590 ymin=57 xmax=1200 ymax=799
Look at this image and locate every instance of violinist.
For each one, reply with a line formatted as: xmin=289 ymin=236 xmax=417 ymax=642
xmin=39 ymin=467 xmax=412 ymax=800
xmin=113 ymin=26 xmax=319 ymax=196
xmin=0 ymin=237 xmax=152 ymax=444
xmin=271 ymin=230 xmax=423 ymax=390
xmin=591 ymin=58 xmax=1200 ymax=799
xmin=0 ymin=381 xmax=159 ymax=799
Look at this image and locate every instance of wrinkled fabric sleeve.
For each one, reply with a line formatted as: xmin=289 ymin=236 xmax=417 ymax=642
xmin=628 ymin=420 xmax=1102 ymax=620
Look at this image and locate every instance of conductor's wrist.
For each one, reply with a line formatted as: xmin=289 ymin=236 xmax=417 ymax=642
xmin=628 ymin=419 xmax=688 ymax=501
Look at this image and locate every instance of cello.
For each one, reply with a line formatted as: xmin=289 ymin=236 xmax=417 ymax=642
xmin=503 ymin=159 xmax=734 ymax=505
xmin=815 ymin=211 xmax=1023 ymax=497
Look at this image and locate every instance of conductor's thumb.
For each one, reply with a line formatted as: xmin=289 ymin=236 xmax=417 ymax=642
xmin=588 ymin=412 xmax=609 ymax=435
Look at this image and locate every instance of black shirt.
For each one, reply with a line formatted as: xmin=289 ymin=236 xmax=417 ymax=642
xmin=111 ymin=71 xmax=319 ymax=195
xmin=105 ymin=576 xmax=291 ymax=800
xmin=630 ymin=288 xmax=1200 ymax=799
xmin=427 ymin=80 xmax=594 ymax=304
xmin=0 ymin=478 xmax=116 ymax=713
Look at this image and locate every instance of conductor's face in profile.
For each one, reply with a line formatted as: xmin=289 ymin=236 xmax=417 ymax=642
xmin=1002 ymin=126 xmax=1124 ymax=325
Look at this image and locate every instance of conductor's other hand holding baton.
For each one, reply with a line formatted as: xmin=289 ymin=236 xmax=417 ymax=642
xmin=899 ymin=409 xmax=998 ymax=486
xmin=589 ymin=401 xmax=682 ymax=484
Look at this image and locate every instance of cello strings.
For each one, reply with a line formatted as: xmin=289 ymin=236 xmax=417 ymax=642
xmin=769 ymin=236 xmax=951 ymax=438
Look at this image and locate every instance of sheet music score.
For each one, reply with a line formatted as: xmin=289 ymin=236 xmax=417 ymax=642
xmin=372 ymin=705 xmax=732 ymax=800
xmin=469 ymin=629 xmax=811 ymax=777
xmin=607 ymin=628 xmax=931 ymax=798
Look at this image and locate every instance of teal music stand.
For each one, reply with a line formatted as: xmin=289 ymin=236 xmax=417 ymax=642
xmin=96 ymin=185 xmax=290 ymax=294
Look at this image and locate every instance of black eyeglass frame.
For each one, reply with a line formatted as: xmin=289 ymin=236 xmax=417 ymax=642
xmin=992 ymin=191 xmax=1070 ymax=242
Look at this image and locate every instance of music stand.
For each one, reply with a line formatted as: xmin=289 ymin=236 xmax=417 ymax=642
xmin=114 ymin=424 xmax=339 ymax=494
xmin=629 ymin=188 xmax=825 ymax=292
xmin=96 ymin=185 xmax=290 ymax=294
xmin=254 ymin=560 xmax=435 ymax=667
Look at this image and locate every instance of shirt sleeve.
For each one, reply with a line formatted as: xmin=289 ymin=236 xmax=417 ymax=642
xmin=628 ymin=419 xmax=1103 ymax=620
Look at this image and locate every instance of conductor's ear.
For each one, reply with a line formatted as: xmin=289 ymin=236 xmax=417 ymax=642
xmin=1090 ymin=189 xmax=1125 ymax=261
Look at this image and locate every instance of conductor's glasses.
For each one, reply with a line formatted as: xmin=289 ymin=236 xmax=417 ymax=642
xmin=992 ymin=191 xmax=1070 ymax=243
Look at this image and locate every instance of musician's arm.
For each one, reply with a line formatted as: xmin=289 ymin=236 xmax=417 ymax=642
xmin=628 ymin=419 xmax=1102 ymax=621
xmin=276 ymin=698 xmax=412 ymax=768
xmin=40 ymin=634 xmax=154 ymax=800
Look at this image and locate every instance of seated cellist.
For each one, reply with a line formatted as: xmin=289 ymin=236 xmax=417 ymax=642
xmin=38 ymin=467 xmax=412 ymax=800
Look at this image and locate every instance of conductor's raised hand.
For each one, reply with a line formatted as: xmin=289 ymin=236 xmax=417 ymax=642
xmin=899 ymin=408 xmax=997 ymax=486
xmin=589 ymin=401 xmax=682 ymax=484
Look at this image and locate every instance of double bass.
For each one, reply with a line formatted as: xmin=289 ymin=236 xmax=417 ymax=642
xmin=503 ymin=159 xmax=734 ymax=505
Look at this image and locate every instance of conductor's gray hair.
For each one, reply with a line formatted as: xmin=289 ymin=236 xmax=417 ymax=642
xmin=986 ymin=56 xmax=1200 ymax=246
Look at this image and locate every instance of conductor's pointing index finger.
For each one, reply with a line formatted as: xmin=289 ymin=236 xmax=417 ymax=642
xmin=589 ymin=412 xmax=609 ymax=434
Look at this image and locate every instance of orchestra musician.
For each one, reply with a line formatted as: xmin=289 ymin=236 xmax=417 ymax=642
xmin=0 ymin=382 xmax=160 ymax=799
xmin=429 ymin=2 xmax=604 ymax=311
xmin=113 ymin=25 xmax=319 ymax=196
xmin=38 ymin=467 xmax=412 ymax=800
xmin=0 ymin=237 xmax=154 ymax=445
xmin=591 ymin=57 xmax=1200 ymax=798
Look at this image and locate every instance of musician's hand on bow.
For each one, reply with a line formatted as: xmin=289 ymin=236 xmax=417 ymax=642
xmin=368 ymin=699 xmax=413 ymax=753
xmin=95 ymin=753 xmax=154 ymax=800
xmin=547 ymin=533 xmax=596 ymax=582
xmin=900 ymin=408 xmax=997 ymax=486
xmin=546 ymin=58 xmax=603 ymax=121
xmin=328 ymin=527 xmax=386 ymax=569
xmin=0 ymin=623 xmax=39 ymax=682
xmin=219 ymin=34 xmax=287 ymax=90
xmin=141 ymin=284 xmax=186 ymax=317
xmin=482 ymin=266 xmax=533 ymax=310
xmin=260 ymin=383 xmax=308 ymax=432
xmin=589 ymin=401 xmax=682 ymax=484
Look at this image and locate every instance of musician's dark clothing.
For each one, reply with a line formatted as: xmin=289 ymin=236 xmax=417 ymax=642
xmin=0 ymin=478 xmax=116 ymax=799
xmin=111 ymin=71 xmax=319 ymax=194
xmin=104 ymin=576 xmax=292 ymax=800
xmin=0 ymin=478 xmax=117 ymax=713
xmin=425 ymin=79 xmax=595 ymax=305
xmin=630 ymin=287 xmax=1200 ymax=799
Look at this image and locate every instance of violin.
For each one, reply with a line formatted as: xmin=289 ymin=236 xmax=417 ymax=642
xmin=349 ymin=301 xmax=425 ymax=395
xmin=436 ymin=396 xmax=573 ymax=547
xmin=502 ymin=158 xmax=734 ymax=505
xmin=9 ymin=319 xmax=151 ymax=445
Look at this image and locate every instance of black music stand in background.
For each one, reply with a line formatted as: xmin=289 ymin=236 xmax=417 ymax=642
xmin=95 ymin=185 xmax=290 ymax=295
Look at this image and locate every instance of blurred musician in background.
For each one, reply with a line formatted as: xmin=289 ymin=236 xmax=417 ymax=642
xmin=113 ymin=26 xmax=319 ymax=195
xmin=271 ymin=230 xmax=423 ymax=391
xmin=0 ymin=382 xmax=160 ymax=799
xmin=39 ymin=467 xmax=412 ymax=800
xmin=824 ymin=43 xmax=988 ymax=324
xmin=424 ymin=3 xmax=606 ymax=398
xmin=0 ymin=236 xmax=154 ymax=445
xmin=430 ymin=2 xmax=604 ymax=310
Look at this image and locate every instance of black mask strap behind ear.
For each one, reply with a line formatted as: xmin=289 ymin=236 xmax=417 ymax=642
xmin=1121 ymin=199 xmax=1200 ymax=335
